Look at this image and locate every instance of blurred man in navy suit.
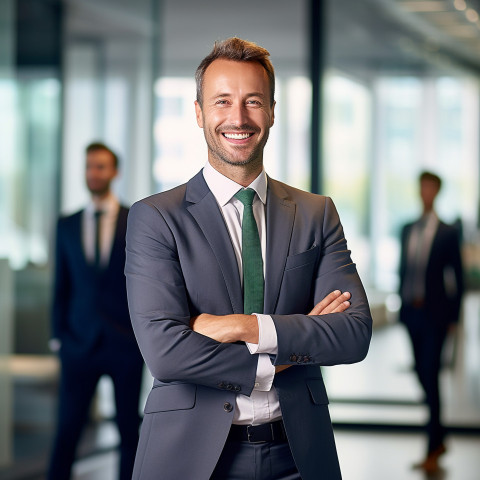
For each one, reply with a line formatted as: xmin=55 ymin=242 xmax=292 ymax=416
xmin=399 ymin=171 xmax=464 ymax=473
xmin=48 ymin=142 xmax=144 ymax=480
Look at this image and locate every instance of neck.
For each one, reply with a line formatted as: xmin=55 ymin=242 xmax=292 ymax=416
xmin=91 ymin=190 xmax=111 ymax=205
xmin=423 ymin=206 xmax=434 ymax=215
xmin=207 ymin=159 xmax=263 ymax=188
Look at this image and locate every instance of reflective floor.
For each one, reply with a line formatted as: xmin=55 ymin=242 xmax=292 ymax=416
xmin=325 ymin=291 xmax=480 ymax=431
xmin=38 ymin=428 xmax=480 ymax=480
xmin=335 ymin=429 xmax=480 ymax=480
xmin=0 ymin=292 xmax=479 ymax=480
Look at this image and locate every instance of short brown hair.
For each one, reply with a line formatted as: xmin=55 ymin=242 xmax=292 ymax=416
xmin=419 ymin=170 xmax=442 ymax=191
xmin=86 ymin=142 xmax=119 ymax=169
xmin=195 ymin=37 xmax=275 ymax=107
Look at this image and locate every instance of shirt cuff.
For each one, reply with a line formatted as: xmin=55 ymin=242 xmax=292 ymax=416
xmin=246 ymin=314 xmax=278 ymax=355
xmin=252 ymin=353 xmax=275 ymax=391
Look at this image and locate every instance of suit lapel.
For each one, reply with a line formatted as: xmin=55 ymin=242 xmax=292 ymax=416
xmin=264 ymin=178 xmax=296 ymax=314
xmin=69 ymin=211 xmax=89 ymax=266
xmin=106 ymin=206 xmax=128 ymax=270
xmin=186 ymin=172 xmax=243 ymax=314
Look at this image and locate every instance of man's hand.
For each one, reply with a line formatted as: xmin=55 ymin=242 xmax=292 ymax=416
xmin=275 ymin=290 xmax=351 ymax=373
xmin=190 ymin=313 xmax=259 ymax=343
xmin=190 ymin=290 xmax=351 ymax=349
xmin=308 ymin=290 xmax=351 ymax=315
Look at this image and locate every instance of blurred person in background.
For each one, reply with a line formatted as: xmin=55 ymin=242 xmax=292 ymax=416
xmin=47 ymin=142 xmax=144 ymax=480
xmin=399 ymin=170 xmax=464 ymax=473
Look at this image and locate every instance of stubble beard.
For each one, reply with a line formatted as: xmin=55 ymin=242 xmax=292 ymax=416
xmin=87 ymin=182 xmax=110 ymax=197
xmin=205 ymin=126 xmax=269 ymax=171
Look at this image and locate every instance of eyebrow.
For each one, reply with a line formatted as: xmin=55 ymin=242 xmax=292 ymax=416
xmin=211 ymin=92 xmax=267 ymax=100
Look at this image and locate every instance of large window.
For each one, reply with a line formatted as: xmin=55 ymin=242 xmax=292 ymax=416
xmin=152 ymin=0 xmax=309 ymax=192
xmin=323 ymin=73 xmax=479 ymax=292
xmin=0 ymin=76 xmax=60 ymax=270
xmin=323 ymin=73 xmax=372 ymax=280
xmin=152 ymin=77 xmax=311 ymax=192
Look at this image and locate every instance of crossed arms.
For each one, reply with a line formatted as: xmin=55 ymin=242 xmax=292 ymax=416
xmin=191 ymin=290 xmax=351 ymax=344
xmin=191 ymin=290 xmax=351 ymax=373
xmin=125 ymin=195 xmax=372 ymax=390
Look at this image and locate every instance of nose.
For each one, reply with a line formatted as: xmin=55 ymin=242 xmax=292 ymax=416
xmin=229 ymin=102 xmax=248 ymax=127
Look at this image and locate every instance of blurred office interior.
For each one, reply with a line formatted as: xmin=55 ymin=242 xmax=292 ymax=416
xmin=1 ymin=0 xmax=480 ymax=478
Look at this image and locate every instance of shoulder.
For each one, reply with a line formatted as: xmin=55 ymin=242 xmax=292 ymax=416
xmin=57 ymin=209 xmax=82 ymax=229
xmin=132 ymin=183 xmax=188 ymax=215
xmin=131 ymin=170 xmax=206 ymax=217
xmin=268 ymin=178 xmax=335 ymax=221
xmin=128 ymin=183 xmax=192 ymax=236
xmin=401 ymin=220 xmax=415 ymax=235
xmin=267 ymin=179 xmax=345 ymax=240
xmin=268 ymin=177 xmax=330 ymax=206
xmin=436 ymin=221 xmax=461 ymax=242
xmin=118 ymin=204 xmax=129 ymax=220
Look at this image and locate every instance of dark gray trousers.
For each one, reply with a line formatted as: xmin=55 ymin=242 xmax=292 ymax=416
xmin=210 ymin=439 xmax=301 ymax=480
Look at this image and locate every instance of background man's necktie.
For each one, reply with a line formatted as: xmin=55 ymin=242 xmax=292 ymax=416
xmin=234 ymin=188 xmax=264 ymax=314
xmin=94 ymin=210 xmax=103 ymax=268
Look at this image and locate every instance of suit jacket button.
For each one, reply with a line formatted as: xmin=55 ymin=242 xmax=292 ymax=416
xmin=224 ymin=402 xmax=233 ymax=413
xmin=290 ymin=354 xmax=297 ymax=362
xmin=218 ymin=382 xmax=226 ymax=389
xmin=226 ymin=384 xmax=233 ymax=390
xmin=234 ymin=386 xmax=241 ymax=392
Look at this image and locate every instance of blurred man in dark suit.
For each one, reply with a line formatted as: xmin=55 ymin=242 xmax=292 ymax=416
xmin=399 ymin=171 xmax=464 ymax=473
xmin=48 ymin=142 xmax=144 ymax=480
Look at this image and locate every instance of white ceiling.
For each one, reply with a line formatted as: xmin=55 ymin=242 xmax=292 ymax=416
xmin=64 ymin=0 xmax=480 ymax=78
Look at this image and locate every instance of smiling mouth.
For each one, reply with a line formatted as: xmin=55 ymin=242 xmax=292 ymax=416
xmin=222 ymin=132 xmax=254 ymax=140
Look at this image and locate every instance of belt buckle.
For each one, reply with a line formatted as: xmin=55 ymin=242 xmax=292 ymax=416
xmin=246 ymin=425 xmax=265 ymax=444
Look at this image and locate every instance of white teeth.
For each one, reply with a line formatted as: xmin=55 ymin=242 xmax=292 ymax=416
xmin=223 ymin=133 xmax=251 ymax=140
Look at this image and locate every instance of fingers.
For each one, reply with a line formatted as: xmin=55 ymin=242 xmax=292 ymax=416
xmin=330 ymin=293 xmax=351 ymax=313
xmin=308 ymin=290 xmax=351 ymax=315
xmin=308 ymin=290 xmax=341 ymax=315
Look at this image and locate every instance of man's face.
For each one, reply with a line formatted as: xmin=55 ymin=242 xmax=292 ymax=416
xmin=420 ymin=179 xmax=439 ymax=211
xmin=195 ymin=59 xmax=275 ymax=172
xmin=85 ymin=149 xmax=117 ymax=196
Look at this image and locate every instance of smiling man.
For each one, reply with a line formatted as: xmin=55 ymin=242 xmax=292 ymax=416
xmin=125 ymin=38 xmax=372 ymax=480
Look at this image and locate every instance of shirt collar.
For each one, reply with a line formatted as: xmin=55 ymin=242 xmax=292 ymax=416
xmin=419 ymin=210 xmax=438 ymax=223
xmin=86 ymin=192 xmax=119 ymax=215
xmin=202 ymin=161 xmax=267 ymax=207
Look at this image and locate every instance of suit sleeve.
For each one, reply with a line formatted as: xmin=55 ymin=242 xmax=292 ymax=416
xmin=271 ymin=197 xmax=372 ymax=367
xmin=52 ymin=219 xmax=71 ymax=340
xmin=447 ymin=227 xmax=464 ymax=323
xmin=125 ymin=200 xmax=258 ymax=395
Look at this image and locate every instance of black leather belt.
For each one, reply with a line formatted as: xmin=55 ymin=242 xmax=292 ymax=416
xmin=228 ymin=420 xmax=287 ymax=444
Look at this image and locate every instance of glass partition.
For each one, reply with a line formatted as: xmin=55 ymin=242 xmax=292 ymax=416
xmin=152 ymin=0 xmax=310 ymax=193
xmin=322 ymin=0 xmax=480 ymax=431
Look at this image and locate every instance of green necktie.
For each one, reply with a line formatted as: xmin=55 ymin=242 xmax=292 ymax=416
xmin=234 ymin=188 xmax=264 ymax=314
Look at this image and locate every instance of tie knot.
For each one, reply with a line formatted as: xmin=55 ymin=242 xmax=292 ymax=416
xmin=235 ymin=188 xmax=256 ymax=207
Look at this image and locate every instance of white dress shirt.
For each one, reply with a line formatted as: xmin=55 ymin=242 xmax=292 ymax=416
xmin=82 ymin=193 xmax=120 ymax=267
xmin=403 ymin=211 xmax=439 ymax=303
xmin=203 ymin=162 xmax=282 ymax=425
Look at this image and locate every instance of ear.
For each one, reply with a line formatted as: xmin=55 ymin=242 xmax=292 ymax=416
xmin=194 ymin=101 xmax=203 ymax=128
xmin=270 ymin=100 xmax=276 ymax=127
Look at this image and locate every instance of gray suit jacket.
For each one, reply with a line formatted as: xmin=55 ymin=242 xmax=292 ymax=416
xmin=125 ymin=170 xmax=372 ymax=480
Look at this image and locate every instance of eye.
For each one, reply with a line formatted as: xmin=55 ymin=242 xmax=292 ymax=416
xmin=246 ymin=99 xmax=264 ymax=108
xmin=215 ymin=99 xmax=229 ymax=105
